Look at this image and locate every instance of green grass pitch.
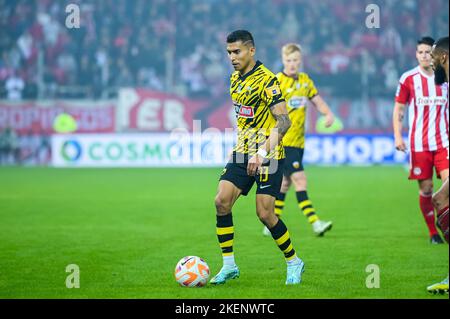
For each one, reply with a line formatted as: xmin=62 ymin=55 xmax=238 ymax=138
xmin=0 ymin=166 xmax=448 ymax=299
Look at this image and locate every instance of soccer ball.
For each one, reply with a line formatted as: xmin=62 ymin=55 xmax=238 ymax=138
xmin=174 ymin=256 xmax=210 ymax=287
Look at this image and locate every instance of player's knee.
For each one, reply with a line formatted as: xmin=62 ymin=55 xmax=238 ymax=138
xmin=432 ymin=193 xmax=445 ymax=209
xmin=281 ymin=179 xmax=290 ymax=192
xmin=419 ymin=181 xmax=433 ymax=194
xmin=292 ymin=174 xmax=306 ymax=190
xmin=256 ymin=208 xmax=273 ymax=224
xmin=214 ymin=195 xmax=232 ymax=214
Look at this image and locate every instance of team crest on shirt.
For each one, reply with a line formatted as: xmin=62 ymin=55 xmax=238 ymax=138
xmin=265 ymin=85 xmax=281 ymax=97
xmin=294 ymin=82 xmax=308 ymax=89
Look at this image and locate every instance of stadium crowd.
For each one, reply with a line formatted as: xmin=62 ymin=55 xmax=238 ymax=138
xmin=0 ymin=0 xmax=448 ymax=100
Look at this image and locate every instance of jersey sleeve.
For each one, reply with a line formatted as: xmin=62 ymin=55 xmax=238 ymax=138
xmin=261 ymin=76 xmax=285 ymax=108
xmin=305 ymin=75 xmax=319 ymax=99
xmin=395 ymin=78 xmax=410 ymax=104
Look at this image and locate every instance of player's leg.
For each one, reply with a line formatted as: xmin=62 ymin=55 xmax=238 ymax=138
xmin=256 ymin=160 xmax=305 ymax=285
xmin=432 ymin=160 xmax=449 ymax=243
xmin=418 ymin=179 xmax=442 ymax=243
xmin=427 ymin=151 xmax=449 ymax=293
xmin=211 ymin=180 xmax=242 ymax=285
xmin=291 ymin=171 xmax=333 ymax=236
xmin=432 ymin=148 xmax=449 ymax=212
xmin=433 ymin=172 xmax=449 ymax=212
xmin=215 ymin=180 xmax=241 ymax=260
xmin=262 ymin=176 xmax=290 ymax=236
xmin=276 ymin=176 xmax=291 ymax=217
xmin=410 ymin=151 xmax=442 ymax=243
xmin=211 ymin=161 xmax=253 ymax=285
xmin=432 ymin=177 xmax=449 ymax=243
xmin=276 ymin=146 xmax=298 ymax=219
xmin=256 ymin=194 xmax=305 ymax=285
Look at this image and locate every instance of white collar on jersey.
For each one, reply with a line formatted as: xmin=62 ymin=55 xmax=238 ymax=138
xmin=417 ymin=66 xmax=435 ymax=79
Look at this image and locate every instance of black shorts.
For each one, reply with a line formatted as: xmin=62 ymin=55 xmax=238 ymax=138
xmin=219 ymin=152 xmax=284 ymax=197
xmin=283 ymin=147 xmax=304 ymax=177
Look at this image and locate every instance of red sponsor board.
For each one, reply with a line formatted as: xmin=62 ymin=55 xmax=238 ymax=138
xmin=0 ymin=101 xmax=116 ymax=134
xmin=118 ymin=89 xmax=209 ymax=132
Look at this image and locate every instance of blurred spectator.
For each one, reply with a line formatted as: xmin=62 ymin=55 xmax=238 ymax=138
xmin=381 ymin=59 xmax=400 ymax=91
xmin=0 ymin=128 xmax=20 ymax=165
xmin=137 ymin=67 xmax=164 ymax=91
xmin=5 ymin=70 xmax=25 ymax=100
xmin=0 ymin=0 xmax=448 ymax=100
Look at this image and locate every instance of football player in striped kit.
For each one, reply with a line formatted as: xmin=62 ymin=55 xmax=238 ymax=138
xmin=427 ymin=36 xmax=449 ymax=295
xmin=393 ymin=36 xmax=449 ymax=244
xmin=262 ymin=43 xmax=334 ymax=237
xmin=211 ymin=30 xmax=305 ymax=286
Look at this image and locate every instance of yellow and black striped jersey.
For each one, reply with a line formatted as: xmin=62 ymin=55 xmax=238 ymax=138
xmin=276 ymin=72 xmax=318 ymax=149
xmin=230 ymin=61 xmax=286 ymax=160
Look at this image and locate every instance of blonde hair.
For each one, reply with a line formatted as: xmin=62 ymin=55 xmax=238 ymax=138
xmin=282 ymin=43 xmax=302 ymax=56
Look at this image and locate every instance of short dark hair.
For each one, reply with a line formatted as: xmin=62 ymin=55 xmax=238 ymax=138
xmin=226 ymin=30 xmax=255 ymax=47
xmin=435 ymin=36 xmax=449 ymax=53
xmin=417 ymin=36 xmax=435 ymax=47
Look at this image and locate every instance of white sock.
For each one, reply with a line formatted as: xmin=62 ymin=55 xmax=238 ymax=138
xmin=223 ymin=255 xmax=236 ymax=267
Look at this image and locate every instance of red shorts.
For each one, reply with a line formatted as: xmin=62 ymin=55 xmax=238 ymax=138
xmin=409 ymin=148 xmax=449 ymax=180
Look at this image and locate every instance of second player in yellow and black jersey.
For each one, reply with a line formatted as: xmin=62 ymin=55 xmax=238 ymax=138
xmin=230 ymin=60 xmax=285 ymax=160
xmin=276 ymin=71 xmax=318 ymax=149
xmin=261 ymin=43 xmax=335 ymax=238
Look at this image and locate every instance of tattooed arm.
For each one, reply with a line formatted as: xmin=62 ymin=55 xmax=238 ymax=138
xmin=264 ymin=101 xmax=291 ymax=153
xmin=247 ymin=101 xmax=291 ymax=176
xmin=393 ymin=102 xmax=407 ymax=152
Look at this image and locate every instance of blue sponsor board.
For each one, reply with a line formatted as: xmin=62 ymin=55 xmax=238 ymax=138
xmin=303 ymin=135 xmax=408 ymax=165
xmin=52 ymin=134 xmax=408 ymax=167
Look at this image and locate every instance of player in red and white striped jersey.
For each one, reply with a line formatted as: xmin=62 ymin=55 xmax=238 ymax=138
xmin=393 ymin=37 xmax=449 ymax=244
xmin=428 ymin=36 xmax=449 ymax=295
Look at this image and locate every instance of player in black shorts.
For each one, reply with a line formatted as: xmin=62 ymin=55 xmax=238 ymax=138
xmin=210 ymin=30 xmax=305 ymax=286
xmin=262 ymin=43 xmax=334 ymax=237
xmin=220 ymin=152 xmax=284 ymax=198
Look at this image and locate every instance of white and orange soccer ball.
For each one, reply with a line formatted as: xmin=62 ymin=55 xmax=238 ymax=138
xmin=174 ymin=256 xmax=210 ymax=287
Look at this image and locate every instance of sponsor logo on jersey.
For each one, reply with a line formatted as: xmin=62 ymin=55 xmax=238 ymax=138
xmin=416 ymin=96 xmax=448 ymax=106
xmin=288 ymin=96 xmax=308 ymax=109
xmin=234 ymin=102 xmax=254 ymax=118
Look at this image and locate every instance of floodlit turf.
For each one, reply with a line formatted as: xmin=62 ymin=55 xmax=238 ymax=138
xmin=0 ymin=166 xmax=448 ymax=299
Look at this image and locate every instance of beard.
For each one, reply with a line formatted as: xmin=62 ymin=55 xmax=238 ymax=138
xmin=434 ymin=64 xmax=447 ymax=85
